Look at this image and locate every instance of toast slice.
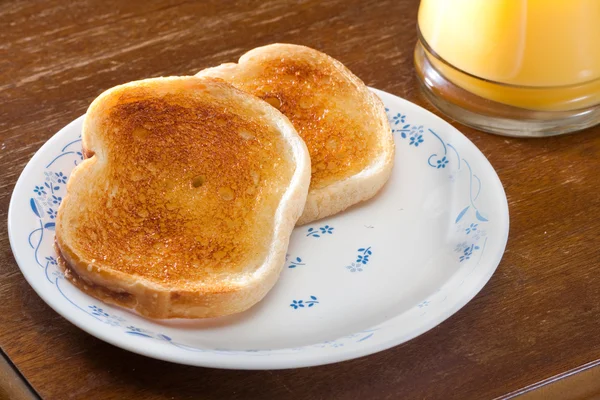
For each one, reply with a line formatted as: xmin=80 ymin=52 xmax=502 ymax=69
xmin=55 ymin=76 xmax=310 ymax=319
xmin=197 ymin=43 xmax=394 ymax=225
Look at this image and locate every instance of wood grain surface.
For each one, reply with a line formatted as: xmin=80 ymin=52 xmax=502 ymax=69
xmin=1 ymin=1 xmax=599 ymax=399
xmin=0 ymin=348 xmax=39 ymax=400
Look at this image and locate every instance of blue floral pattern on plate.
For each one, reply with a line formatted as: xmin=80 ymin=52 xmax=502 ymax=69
xmin=286 ymin=255 xmax=305 ymax=269
xmin=290 ymin=296 xmax=319 ymax=309
xmin=346 ymin=247 xmax=373 ymax=273
xmin=306 ymin=225 xmax=334 ymax=237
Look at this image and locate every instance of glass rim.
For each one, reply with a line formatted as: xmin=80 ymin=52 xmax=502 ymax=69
xmin=416 ymin=24 xmax=600 ymax=90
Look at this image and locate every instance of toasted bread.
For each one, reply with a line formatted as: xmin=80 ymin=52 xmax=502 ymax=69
xmin=55 ymin=76 xmax=311 ymax=319
xmin=197 ymin=43 xmax=394 ymax=225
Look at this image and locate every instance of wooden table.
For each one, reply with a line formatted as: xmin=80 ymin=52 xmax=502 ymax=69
xmin=1 ymin=1 xmax=599 ymax=399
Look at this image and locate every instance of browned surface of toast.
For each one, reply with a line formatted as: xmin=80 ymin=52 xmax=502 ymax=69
xmin=214 ymin=48 xmax=384 ymax=190
xmin=57 ymin=78 xmax=295 ymax=290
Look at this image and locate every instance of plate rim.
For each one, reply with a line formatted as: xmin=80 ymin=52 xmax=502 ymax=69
xmin=8 ymin=88 xmax=509 ymax=369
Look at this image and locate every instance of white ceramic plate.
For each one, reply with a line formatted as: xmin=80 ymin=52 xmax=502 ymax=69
xmin=8 ymin=89 xmax=509 ymax=369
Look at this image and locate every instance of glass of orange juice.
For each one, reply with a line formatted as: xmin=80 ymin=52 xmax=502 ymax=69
xmin=414 ymin=0 xmax=600 ymax=137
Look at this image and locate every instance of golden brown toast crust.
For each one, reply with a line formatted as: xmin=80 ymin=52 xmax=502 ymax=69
xmin=55 ymin=77 xmax=311 ymax=318
xmin=201 ymin=48 xmax=382 ymax=190
xmin=197 ymin=44 xmax=395 ymax=224
xmin=257 ymin=58 xmax=384 ymax=190
xmin=55 ymin=241 xmax=137 ymax=309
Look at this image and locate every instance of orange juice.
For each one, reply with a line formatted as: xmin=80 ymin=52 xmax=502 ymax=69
xmin=418 ymin=0 xmax=600 ymax=111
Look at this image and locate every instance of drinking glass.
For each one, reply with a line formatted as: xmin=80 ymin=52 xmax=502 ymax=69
xmin=414 ymin=0 xmax=600 ymax=137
